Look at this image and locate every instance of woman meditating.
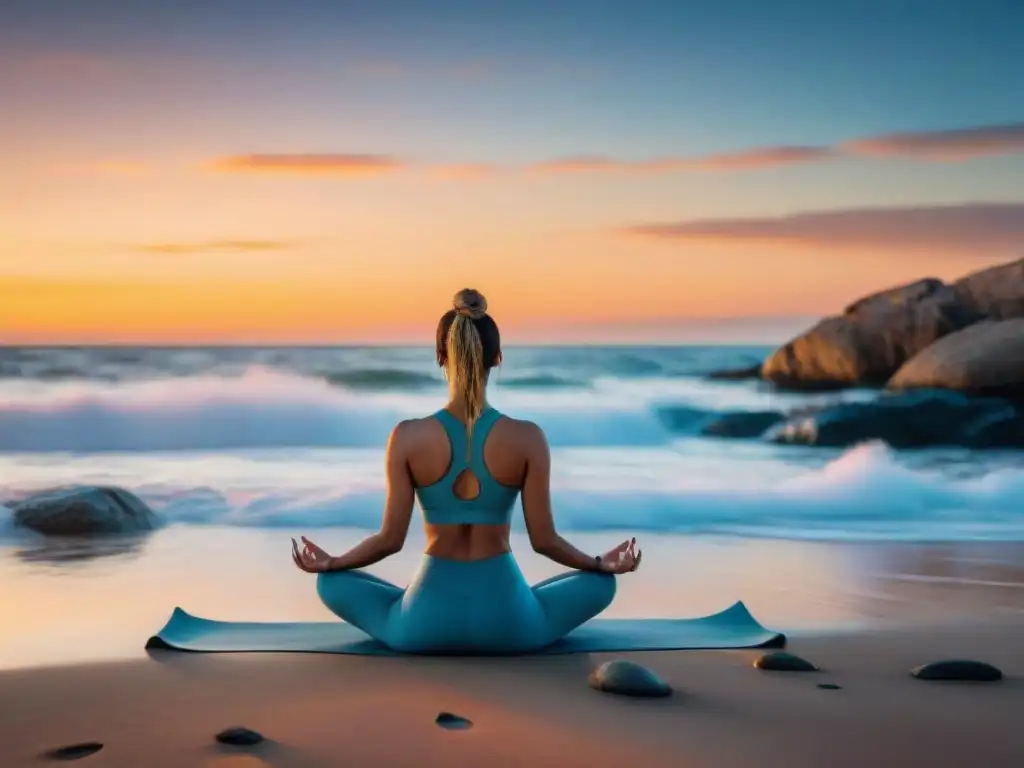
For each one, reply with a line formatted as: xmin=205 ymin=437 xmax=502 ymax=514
xmin=291 ymin=288 xmax=641 ymax=653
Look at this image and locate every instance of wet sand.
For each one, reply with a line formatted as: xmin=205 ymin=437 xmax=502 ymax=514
xmin=2 ymin=619 xmax=1022 ymax=767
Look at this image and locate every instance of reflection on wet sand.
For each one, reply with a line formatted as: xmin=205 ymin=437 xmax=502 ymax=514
xmin=2 ymin=528 xmax=1023 ymax=670
xmin=849 ymin=541 xmax=1024 ymax=623
xmin=13 ymin=533 xmax=150 ymax=566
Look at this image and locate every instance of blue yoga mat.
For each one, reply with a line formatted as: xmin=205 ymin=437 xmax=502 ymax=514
xmin=146 ymin=601 xmax=785 ymax=656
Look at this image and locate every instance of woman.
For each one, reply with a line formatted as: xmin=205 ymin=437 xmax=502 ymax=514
xmin=291 ymin=288 xmax=641 ymax=654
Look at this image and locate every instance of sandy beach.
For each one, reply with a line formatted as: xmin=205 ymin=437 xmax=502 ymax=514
xmin=3 ymin=618 xmax=1022 ymax=767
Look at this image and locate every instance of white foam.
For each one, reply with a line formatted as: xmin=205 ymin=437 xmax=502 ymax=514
xmin=0 ymin=367 xmax=680 ymax=452
xmin=2 ymin=442 xmax=1022 ymax=541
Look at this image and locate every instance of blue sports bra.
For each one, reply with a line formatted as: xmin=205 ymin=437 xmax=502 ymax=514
xmin=415 ymin=406 xmax=521 ymax=525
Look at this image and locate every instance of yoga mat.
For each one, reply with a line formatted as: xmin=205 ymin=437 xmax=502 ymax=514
xmin=146 ymin=600 xmax=785 ymax=656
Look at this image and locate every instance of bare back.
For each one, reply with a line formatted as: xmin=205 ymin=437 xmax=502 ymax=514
xmin=397 ymin=412 xmax=540 ymax=560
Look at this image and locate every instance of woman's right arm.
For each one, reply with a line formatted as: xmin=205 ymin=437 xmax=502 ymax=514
xmin=520 ymin=422 xmax=626 ymax=572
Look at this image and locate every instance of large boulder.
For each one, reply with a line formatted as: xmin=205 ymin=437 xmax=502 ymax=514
xmin=766 ymin=389 xmax=1024 ymax=449
xmin=762 ymin=282 xmax=978 ymax=389
xmin=952 ymin=257 xmax=1024 ymax=321
xmin=761 ymin=258 xmax=1024 ymax=390
xmin=12 ymin=486 xmax=159 ymax=536
xmin=888 ymin=319 xmax=1024 ymax=399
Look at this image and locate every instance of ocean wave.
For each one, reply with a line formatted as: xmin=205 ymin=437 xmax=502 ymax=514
xmin=3 ymin=443 xmax=1021 ymax=541
xmin=320 ymin=368 xmax=442 ymax=391
xmin=0 ymin=367 xmax=683 ymax=452
xmin=134 ymin=442 xmax=1024 ymax=540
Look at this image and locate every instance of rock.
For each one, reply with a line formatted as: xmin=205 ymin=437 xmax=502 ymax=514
xmin=911 ymin=659 xmax=1003 ymax=682
xmin=952 ymin=257 xmax=1024 ymax=321
xmin=435 ymin=712 xmax=473 ymax=730
xmin=12 ymin=486 xmax=158 ymax=536
xmin=766 ymin=389 xmax=1024 ymax=449
xmin=700 ymin=410 xmax=785 ymax=438
xmin=762 ymin=281 xmax=978 ymax=389
xmin=43 ymin=742 xmax=104 ymax=760
xmin=888 ymin=319 xmax=1024 ymax=400
xmin=753 ymin=652 xmax=818 ymax=672
xmin=215 ymin=727 xmax=264 ymax=746
xmin=588 ymin=660 xmax=672 ymax=697
xmin=842 ymin=278 xmax=950 ymax=315
xmin=706 ymin=363 xmax=764 ymax=380
xmin=817 ymin=683 xmax=842 ymax=690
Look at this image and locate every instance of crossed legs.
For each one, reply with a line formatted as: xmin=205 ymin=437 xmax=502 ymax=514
xmin=316 ymin=565 xmax=616 ymax=651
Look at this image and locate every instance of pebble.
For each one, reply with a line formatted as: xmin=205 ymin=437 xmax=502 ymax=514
xmin=435 ymin=712 xmax=473 ymax=730
xmin=911 ymin=659 xmax=1003 ymax=682
xmin=215 ymin=727 xmax=265 ymax=746
xmin=44 ymin=742 xmax=104 ymax=761
xmin=753 ymin=652 xmax=818 ymax=672
xmin=588 ymin=660 xmax=672 ymax=698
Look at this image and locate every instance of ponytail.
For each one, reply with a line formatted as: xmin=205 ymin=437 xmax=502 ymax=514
xmin=447 ymin=313 xmax=486 ymax=458
xmin=444 ymin=288 xmax=491 ymax=459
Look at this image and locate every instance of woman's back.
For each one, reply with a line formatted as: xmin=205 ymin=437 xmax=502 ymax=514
xmin=291 ymin=287 xmax=639 ymax=653
xmin=402 ymin=406 xmax=534 ymax=561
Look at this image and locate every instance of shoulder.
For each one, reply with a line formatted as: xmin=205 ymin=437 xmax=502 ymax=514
xmin=496 ymin=416 xmax=549 ymax=451
xmin=387 ymin=417 xmax=435 ymax=449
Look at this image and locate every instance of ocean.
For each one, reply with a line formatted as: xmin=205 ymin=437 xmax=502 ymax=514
xmin=3 ymin=344 xmax=1024 ymax=669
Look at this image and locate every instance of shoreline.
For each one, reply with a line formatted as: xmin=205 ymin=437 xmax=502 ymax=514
xmin=3 ymin=619 xmax=1022 ymax=767
xmin=4 ymin=530 xmax=1024 ymax=672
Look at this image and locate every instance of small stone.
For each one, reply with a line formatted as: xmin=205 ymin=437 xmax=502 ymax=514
xmin=44 ymin=742 xmax=104 ymax=761
xmin=817 ymin=683 xmax=842 ymax=690
xmin=754 ymin=652 xmax=818 ymax=672
xmin=215 ymin=727 xmax=264 ymax=746
xmin=911 ymin=660 xmax=1003 ymax=682
xmin=588 ymin=660 xmax=672 ymax=698
xmin=435 ymin=712 xmax=473 ymax=730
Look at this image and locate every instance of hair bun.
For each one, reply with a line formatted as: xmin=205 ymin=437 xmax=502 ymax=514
xmin=453 ymin=288 xmax=488 ymax=320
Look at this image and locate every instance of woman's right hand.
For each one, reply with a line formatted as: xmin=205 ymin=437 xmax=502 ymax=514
xmin=599 ymin=538 xmax=642 ymax=574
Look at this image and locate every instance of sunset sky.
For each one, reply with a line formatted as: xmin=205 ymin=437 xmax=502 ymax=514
xmin=2 ymin=0 xmax=1023 ymax=343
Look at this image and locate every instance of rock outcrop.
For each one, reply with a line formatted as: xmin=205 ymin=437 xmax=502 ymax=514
xmin=761 ymin=257 xmax=1023 ymax=390
xmin=762 ymin=282 xmax=979 ymax=389
xmin=12 ymin=486 xmax=158 ymax=536
xmin=887 ymin=318 xmax=1024 ymax=400
xmin=700 ymin=411 xmax=785 ymax=438
xmin=766 ymin=390 xmax=1024 ymax=449
xmin=952 ymin=258 xmax=1024 ymax=321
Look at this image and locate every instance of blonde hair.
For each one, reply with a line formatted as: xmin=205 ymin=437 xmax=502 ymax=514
xmin=447 ymin=288 xmax=489 ymax=459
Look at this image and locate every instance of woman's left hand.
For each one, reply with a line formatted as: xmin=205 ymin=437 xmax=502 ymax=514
xmin=291 ymin=536 xmax=334 ymax=573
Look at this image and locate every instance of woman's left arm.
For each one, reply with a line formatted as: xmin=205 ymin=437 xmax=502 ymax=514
xmin=307 ymin=422 xmax=415 ymax=572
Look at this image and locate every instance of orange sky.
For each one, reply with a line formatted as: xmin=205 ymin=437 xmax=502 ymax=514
xmin=3 ymin=4 xmax=1023 ymax=343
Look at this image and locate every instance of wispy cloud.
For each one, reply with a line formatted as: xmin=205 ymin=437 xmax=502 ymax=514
xmin=842 ymin=122 xmax=1024 ymax=161
xmin=203 ymin=122 xmax=1024 ymax=182
xmin=134 ymin=240 xmax=297 ymax=255
xmin=624 ymin=203 xmax=1024 ymax=251
xmin=688 ymin=145 xmax=836 ymax=171
xmin=207 ymin=154 xmax=404 ymax=176
xmin=530 ymin=146 xmax=834 ymax=175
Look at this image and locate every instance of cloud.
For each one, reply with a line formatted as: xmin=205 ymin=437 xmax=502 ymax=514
xmin=207 ymin=154 xmax=404 ymax=176
xmin=134 ymin=240 xmax=297 ymax=255
xmin=624 ymin=203 xmax=1024 ymax=251
xmin=203 ymin=122 xmax=1024 ymax=182
xmin=688 ymin=145 xmax=836 ymax=171
xmin=842 ymin=122 xmax=1024 ymax=161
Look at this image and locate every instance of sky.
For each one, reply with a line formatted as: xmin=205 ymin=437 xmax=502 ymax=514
xmin=2 ymin=0 xmax=1023 ymax=343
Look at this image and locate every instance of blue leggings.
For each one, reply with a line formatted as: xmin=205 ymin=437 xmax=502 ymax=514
xmin=316 ymin=553 xmax=616 ymax=654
